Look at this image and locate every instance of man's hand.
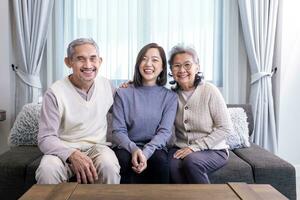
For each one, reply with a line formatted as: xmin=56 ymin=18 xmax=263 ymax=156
xmin=119 ymin=81 xmax=132 ymax=88
xmin=131 ymin=149 xmax=147 ymax=174
xmin=68 ymin=150 xmax=98 ymax=184
xmin=173 ymin=147 xmax=193 ymax=159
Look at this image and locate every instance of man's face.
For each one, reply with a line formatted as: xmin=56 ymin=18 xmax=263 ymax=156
xmin=65 ymin=44 xmax=102 ymax=85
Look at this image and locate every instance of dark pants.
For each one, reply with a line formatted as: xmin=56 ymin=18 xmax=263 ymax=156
xmin=168 ymin=147 xmax=228 ymax=183
xmin=114 ymin=148 xmax=169 ymax=183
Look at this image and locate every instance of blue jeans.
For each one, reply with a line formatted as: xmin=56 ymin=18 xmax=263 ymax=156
xmin=169 ymin=147 xmax=228 ymax=183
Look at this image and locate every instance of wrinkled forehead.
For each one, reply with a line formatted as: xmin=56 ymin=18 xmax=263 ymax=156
xmin=173 ymin=53 xmax=195 ymax=63
xmin=72 ymin=44 xmax=99 ymax=57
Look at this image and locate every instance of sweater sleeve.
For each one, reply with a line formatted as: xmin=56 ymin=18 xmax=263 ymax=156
xmin=38 ymin=89 xmax=76 ymax=162
xmin=189 ymin=85 xmax=232 ymax=152
xmin=112 ymin=90 xmax=139 ymax=154
xmin=142 ymin=92 xmax=178 ymax=159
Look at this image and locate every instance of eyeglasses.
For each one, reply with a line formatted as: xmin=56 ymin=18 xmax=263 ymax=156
xmin=171 ymin=61 xmax=194 ymax=71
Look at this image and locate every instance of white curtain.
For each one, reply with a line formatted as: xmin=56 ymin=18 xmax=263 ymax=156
xmin=12 ymin=0 xmax=54 ymax=114
xmin=238 ymin=0 xmax=278 ymax=153
xmin=46 ymin=0 xmax=218 ymax=87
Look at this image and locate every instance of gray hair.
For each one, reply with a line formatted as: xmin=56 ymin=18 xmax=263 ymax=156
xmin=67 ymin=38 xmax=100 ymax=58
xmin=168 ymin=44 xmax=199 ymax=68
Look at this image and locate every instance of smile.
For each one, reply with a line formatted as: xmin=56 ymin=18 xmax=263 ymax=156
xmin=177 ymin=74 xmax=189 ymax=78
xmin=143 ymin=68 xmax=154 ymax=74
xmin=80 ymin=68 xmax=96 ymax=73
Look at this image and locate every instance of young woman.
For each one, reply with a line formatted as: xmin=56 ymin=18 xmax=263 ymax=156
xmin=112 ymin=43 xmax=177 ymax=183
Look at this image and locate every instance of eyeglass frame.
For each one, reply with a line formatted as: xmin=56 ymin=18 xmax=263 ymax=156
xmin=171 ymin=61 xmax=196 ymax=71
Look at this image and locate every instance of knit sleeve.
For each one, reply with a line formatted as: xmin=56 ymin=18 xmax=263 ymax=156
xmin=38 ymin=88 xmax=76 ymax=162
xmin=111 ymin=90 xmax=139 ymax=154
xmin=142 ymin=92 xmax=178 ymax=159
xmin=190 ymin=84 xmax=232 ymax=151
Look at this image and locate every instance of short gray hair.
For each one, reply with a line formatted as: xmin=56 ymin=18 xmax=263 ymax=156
xmin=168 ymin=44 xmax=199 ymax=68
xmin=67 ymin=38 xmax=100 ymax=58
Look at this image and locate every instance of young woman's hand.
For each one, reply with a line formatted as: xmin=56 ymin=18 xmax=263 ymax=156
xmin=131 ymin=149 xmax=147 ymax=173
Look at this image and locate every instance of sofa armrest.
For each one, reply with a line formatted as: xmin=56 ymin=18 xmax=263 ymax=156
xmin=233 ymin=143 xmax=296 ymax=200
xmin=0 ymin=146 xmax=43 ymax=200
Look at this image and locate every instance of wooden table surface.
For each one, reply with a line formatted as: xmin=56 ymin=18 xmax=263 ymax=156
xmin=19 ymin=182 xmax=288 ymax=200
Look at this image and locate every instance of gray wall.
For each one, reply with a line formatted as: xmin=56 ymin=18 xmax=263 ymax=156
xmin=0 ymin=0 xmax=13 ymax=154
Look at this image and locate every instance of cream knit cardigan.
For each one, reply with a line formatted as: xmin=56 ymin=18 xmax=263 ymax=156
xmin=174 ymin=81 xmax=233 ymax=151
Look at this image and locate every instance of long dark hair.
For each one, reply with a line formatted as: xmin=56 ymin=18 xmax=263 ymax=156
xmin=168 ymin=44 xmax=204 ymax=91
xmin=133 ymin=43 xmax=167 ymax=87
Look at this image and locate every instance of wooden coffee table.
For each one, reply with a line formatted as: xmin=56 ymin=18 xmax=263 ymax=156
xmin=19 ymin=182 xmax=288 ymax=200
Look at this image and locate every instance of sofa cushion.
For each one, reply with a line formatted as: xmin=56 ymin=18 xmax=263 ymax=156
xmin=0 ymin=146 xmax=43 ymax=200
xmin=8 ymin=103 xmax=41 ymax=146
xmin=233 ymin=143 xmax=296 ymax=200
xmin=209 ymin=151 xmax=254 ymax=183
xmin=226 ymin=107 xmax=250 ymax=150
xmin=227 ymin=104 xmax=253 ymax=136
xmin=25 ymin=156 xmax=42 ymax=190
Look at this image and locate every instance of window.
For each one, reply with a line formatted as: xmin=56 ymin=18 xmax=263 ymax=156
xmin=50 ymin=0 xmax=222 ymax=87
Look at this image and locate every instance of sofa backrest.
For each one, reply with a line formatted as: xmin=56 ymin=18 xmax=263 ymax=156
xmin=8 ymin=103 xmax=254 ymax=146
xmin=227 ymin=104 xmax=253 ymax=136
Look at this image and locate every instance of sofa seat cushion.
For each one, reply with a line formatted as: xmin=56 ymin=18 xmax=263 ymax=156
xmin=233 ymin=143 xmax=296 ymax=200
xmin=209 ymin=151 xmax=254 ymax=183
xmin=25 ymin=156 xmax=42 ymax=190
xmin=0 ymin=146 xmax=43 ymax=200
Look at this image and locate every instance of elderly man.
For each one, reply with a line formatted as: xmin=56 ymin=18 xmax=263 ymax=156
xmin=36 ymin=38 xmax=120 ymax=184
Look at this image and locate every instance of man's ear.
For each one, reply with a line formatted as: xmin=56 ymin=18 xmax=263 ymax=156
xmin=98 ymin=57 xmax=103 ymax=65
xmin=64 ymin=57 xmax=72 ymax=68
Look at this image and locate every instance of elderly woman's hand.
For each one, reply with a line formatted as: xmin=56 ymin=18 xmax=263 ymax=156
xmin=173 ymin=147 xmax=194 ymax=159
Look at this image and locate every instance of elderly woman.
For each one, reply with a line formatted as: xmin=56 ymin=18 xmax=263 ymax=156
xmin=168 ymin=44 xmax=233 ymax=183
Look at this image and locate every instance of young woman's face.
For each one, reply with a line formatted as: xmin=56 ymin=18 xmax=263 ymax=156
xmin=139 ymin=48 xmax=163 ymax=86
xmin=171 ymin=53 xmax=199 ymax=90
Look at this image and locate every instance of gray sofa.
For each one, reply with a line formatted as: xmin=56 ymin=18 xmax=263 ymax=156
xmin=0 ymin=104 xmax=296 ymax=200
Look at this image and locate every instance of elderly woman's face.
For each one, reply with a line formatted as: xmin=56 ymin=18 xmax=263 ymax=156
xmin=171 ymin=53 xmax=199 ymax=90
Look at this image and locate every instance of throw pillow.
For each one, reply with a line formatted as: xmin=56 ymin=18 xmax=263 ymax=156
xmin=226 ymin=107 xmax=250 ymax=150
xmin=8 ymin=103 xmax=42 ymax=146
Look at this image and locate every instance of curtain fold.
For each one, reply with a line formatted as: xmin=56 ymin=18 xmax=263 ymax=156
xmin=238 ymin=0 xmax=278 ymax=153
xmin=47 ymin=0 xmax=217 ymax=88
xmin=12 ymin=0 xmax=54 ymax=114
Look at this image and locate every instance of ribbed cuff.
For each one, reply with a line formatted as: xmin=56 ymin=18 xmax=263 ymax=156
xmin=142 ymin=147 xmax=154 ymax=160
xmin=128 ymin=142 xmax=139 ymax=154
xmin=60 ymin=148 xmax=77 ymax=163
xmin=189 ymin=140 xmax=209 ymax=152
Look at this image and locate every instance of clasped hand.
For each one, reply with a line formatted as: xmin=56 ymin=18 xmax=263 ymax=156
xmin=68 ymin=150 xmax=98 ymax=184
xmin=131 ymin=149 xmax=147 ymax=174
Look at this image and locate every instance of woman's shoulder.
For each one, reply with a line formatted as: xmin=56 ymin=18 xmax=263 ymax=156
xmin=198 ymin=81 xmax=219 ymax=92
xmin=161 ymin=86 xmax=177 ymax=98
xmin=199 ymin=81 xmax=225 ymax=104
xmin=115 ymin=84 xmax=135 ymax=96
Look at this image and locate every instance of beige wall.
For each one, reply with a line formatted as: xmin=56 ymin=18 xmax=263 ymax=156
xmin=0 ymin=0 xmax=13 ymax=154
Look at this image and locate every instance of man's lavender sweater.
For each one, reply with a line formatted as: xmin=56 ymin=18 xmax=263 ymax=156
xmin=112 ymin=85 xmax=178 ymax=159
